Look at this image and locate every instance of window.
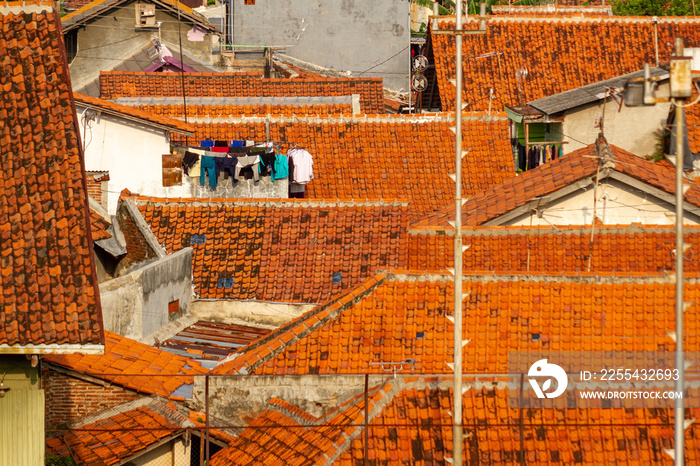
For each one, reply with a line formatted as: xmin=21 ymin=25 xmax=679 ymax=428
xmin=64 ymin=29 xmax=77 ymax=63
xmin=135 ymin=3 xmax=157 ymax=28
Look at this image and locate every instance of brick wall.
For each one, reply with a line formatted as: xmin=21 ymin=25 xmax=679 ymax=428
xmin=85 ymin=171 xmax=109 ymax=210
xmin=44 ymin=368 xmax=141 ymax=427
xmin=115 ymin=201 xmax=158 ymax=273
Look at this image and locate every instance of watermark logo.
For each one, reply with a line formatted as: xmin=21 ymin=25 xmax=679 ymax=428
xmin=528 ymin=359 xmax=568 ymax=399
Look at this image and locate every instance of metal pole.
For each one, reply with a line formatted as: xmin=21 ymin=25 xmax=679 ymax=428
xmin=674 ymin=86 xmax=685 ymax=466
xmin=364 ymin=373 xmax=369 ymax=466
xmin=205 ymin=374 xmax=210 ymax=464
xmin=408 ymin=6 xmax=412 ymax=114
xmin=453 ymin=0 xmax=464 ymax=464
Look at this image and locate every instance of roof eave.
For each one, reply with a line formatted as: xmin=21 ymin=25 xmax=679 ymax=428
xmin=0 ymin=344 xmax=105 ymax=355
xmin=77 ymin=101 xmax=194 ymax=135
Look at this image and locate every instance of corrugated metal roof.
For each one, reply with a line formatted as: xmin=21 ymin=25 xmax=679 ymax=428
xmin=157 ymin=321 xmax=271 ymax=365
xmin=528 ymin=66 xmax=669 ymax=115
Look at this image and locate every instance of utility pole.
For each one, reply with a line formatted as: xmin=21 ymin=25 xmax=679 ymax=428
xmin=623 ymin=37 xmax=692 ymax=466
xmin=432 ymin=5 xmax=487 ymax=465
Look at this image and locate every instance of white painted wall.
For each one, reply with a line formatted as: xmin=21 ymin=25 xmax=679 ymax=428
xmin=562 ymin=83 xmax=671 ymax=158
xmin=77 ymin=105 xmax=193 ymax=214
xmin=191 ymin=300 xmax=315 ymax=329
xmin=507 ymin=179 xmax=700 ymax=226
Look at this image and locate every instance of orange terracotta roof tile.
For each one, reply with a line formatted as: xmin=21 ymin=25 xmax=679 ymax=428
xmin=0 ymin=4 xmax=103 ymax=350
xmin=403 ymin=225 xmax=700 ymax=274
xmin=99 ymin=71 xmax=385 ymax=114
xmin=74 ymin=93 xmax=194 ymax=134
xmin=209 ymin=384 xmax=387 ymax=465
xmin=428 ymin=16 xmax=700 ymax=112
xmin=168 ymin=114 xmax=515 ymax=215
xmin=44 ymin=331 xmax=208 ymax=398
xmin=130 ymin=102 xmax=354 ymax=118
xmin=213 ymin=272 xmax=700 ymax=376
xmin=491 ymin=5 xmax=613 ymax=16
xmin=210 ymin=377 xmax=700 ymax=465
xmin=414 ymin=141 xmax=700 ymax=228
xmin=89 ymin=209 xmax=112 ymax=241
xmin=131 ymin=197 xmax=409 ymax=303
xmin=46 ymin=398 xmax=190 ymax=466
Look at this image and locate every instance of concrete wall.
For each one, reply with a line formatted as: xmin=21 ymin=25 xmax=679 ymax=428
xmin=67 ymin=0 xmax=217 ymax=92
xmin=192 ymin=374 xmax=388 ymax=425
xmin=506 ymin=178 xmax=700 ymax=226
xmin=99 ymin=248 xmax=194 ymax=342
xmin=191 ymin=300 xmax=314 ymax=329
xmin=562 ymin=85 xmax=671 ymax=157
xmin=184 ymin=172 xmax=289 ymax=198
xmin=231 ymin=0 xmax=410 ymax=90
xmin=78 ymin=105 xmax=193 ymax=214
xmin=131 ymin=437 xmax=190 ymax=466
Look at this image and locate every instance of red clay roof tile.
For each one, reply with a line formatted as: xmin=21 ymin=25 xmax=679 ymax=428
xmin=213 ymin=272 xmax=700 ymax=376
xmin=74 ymin=93 xmax=194 ymax=134
xmin=414 ymin=141 xmax=700 ymax=228
xmin=404 ymin=225 xmax=700 ymax=274
xmin=131 ymin=197 xmax=409 ymax=303
xmin=169 ymin=114 xmax=515 ymax=215
xmin=99 ymin=71 xmax=385 ymax=114
xmin=44 ymin=331 xmax=208 ymax=398
xmin=0 ymin=3 xmax=103 ymax=350
xmin=429 ymin=16 xmax=700 ymax=112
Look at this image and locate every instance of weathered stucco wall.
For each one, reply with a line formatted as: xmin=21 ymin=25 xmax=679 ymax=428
xmin=231 ymin=0 xmax=410 ymax=90
xmin=184 ymin=172 xmax=289 ymax=199
xmin=78 ymin=107 xmax=193 ymax=214
xmin=67 ymin=0 xmax=216 ymax=92
xmin=191 ymin=300 xmax=314 ymax=329
xmin=192 ymin=374 xmax=389 ymax=425
xmin=507 ymin=178 xmax=700 ymax=226
xmin=562 ymin=84 xmax=671 ymax=157
xmin=99 ymin=248 xmax=194 ymax=342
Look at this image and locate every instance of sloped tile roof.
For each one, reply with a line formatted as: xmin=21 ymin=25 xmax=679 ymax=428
xmin=404 ymin=224 xmax=700 ymax=274
xmin=414 ymin=141 xmax=700 ymax=228
xmin=0 ymin=3 xmax=103 ymax=350
xmin=170 ymin=113 xmax=516 ymax=215
xmin=337 ymin=383 xmax=700 ymax=465
xmin=61 ymin=0 xmax=216 ymax=32
xmin=74 ymin=93 xmax=194 ymax=134
xmin=129 ymin=101 xmax=354 ymax=118
xmin=99 ymin=71 xmax=385 ymax=114
xmin=490 ymin=5 xmax=613 ymax=16
xmin=89 ymin=209 xmax=112 ymax=241
xmin=132 ymin=197 xmax=409 ymax=303
xmin=213 ymin=272 xmax=700 ymax=375
xmin=209 ymin=384 xmax=389 ymax=466
xmin=44 ymin=331 xmax=208 ymax=399
xmin=46 ymin=398 xmax=189 ymax=466
xmin=429 ymin=16 xmax=700 ymax=112
xmin=209 ymin=377 xmax=700 ymax=465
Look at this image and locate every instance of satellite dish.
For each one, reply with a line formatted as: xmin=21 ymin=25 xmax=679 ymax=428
xmin=412 ymin=55 xmax=429 ymax=72
xmin=412 ymin=75 xmax=428 ymax=92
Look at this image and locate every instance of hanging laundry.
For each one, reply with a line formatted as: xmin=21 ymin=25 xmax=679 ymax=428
xmin=228 ymin=146 xmax=249 ymax=155
xmin=272 ymin=153 xmax=289 ymax=180
xmin=288 ymin=148 xmax=314 ymax=184
xmin=230 ymin=140 xmax=244 ymax=148
xmin=200 ymin=155 xmax=217 ymax=188
xmin=211 ymin=146 xmax=229 ymax=153
xmin=259 ymin=152 xmax=276 ymax=176
xmin=200 ymin=140 xmax=214 ymax=148
xmin=235 ymin=155 xmax=262 ymax=181
xmin=517 ymin=142 xmax=526 ymax=172
xmin=215 ymin=156 xmax=238 ymax=180
xmin=214 ymin=140 xmax=228 ymax=147
xmin=182 ymin=151 xmax=199 ymax=176
xmin=541 ymin=146 xmax=547 ymax=165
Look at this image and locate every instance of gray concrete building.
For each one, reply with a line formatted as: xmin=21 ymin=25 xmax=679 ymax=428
xmin=228 ymin=0 xmax=411 ymax=90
